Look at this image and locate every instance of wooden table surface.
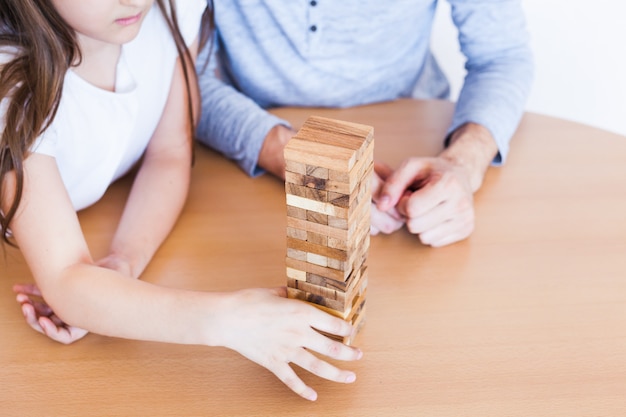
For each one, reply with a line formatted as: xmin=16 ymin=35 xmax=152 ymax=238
xmin=2 ymin=99 xmax=625 ymax=416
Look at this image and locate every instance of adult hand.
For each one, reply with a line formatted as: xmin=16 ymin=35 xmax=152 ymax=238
xmin=259 ymin=124 xmax=296 ymax=180
xmin=13 ymin=283 xmax=89 ymax=344
xmin=218 ymin=287 xmax=363 ymax=401
xmin=377 ymin=156 xmax=474 ymax=247
xmin=370 ymin=161 xmax=405 ymax=235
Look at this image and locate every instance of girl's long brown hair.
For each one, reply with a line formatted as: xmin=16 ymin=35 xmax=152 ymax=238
xmin=0 ymin=0 xmax=214 ymax=246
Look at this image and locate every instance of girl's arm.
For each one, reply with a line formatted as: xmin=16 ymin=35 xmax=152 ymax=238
xmin=106 ymin=40 xmax=199 ymax=279
xmin=7 ymin=46 xmax=205 ymax=343
xmin=6 ymin=43 xmax=361 ymax=401
xmin=14 ymin=43 xmax=200 ymax=341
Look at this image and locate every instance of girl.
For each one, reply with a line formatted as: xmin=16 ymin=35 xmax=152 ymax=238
xmin=1 ymin=0 xmax=361 ymax=401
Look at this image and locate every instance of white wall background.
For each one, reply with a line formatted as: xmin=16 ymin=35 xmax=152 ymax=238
xmin=431 ymin=0 xmax=626 ymax=136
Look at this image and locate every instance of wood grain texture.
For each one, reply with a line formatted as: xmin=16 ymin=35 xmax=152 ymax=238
xmin=285 ymin=116 xmax=372 ymax=336
xmin=2 ymin=100 xmax=626 ymax=416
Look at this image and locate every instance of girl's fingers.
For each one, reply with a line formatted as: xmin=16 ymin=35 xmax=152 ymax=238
xmin=268 ymin=286 xmax=288 ymax=298
xmin=48 ymin=313 xmax=65 ymax=327
xmin=19 ymin=296 xmax=88 ymax=344
xmin=17 ymin=294 xmax=57 ymax=323
xmin=271 ymin=362 xmax=318 ymax=401
xmin=39 ymin=317 xmax=78 ymax=345
xmin=13 ymin=283 xmax=42 ymax=297
xmin=45 ymin=320 xmax=88 ymax=344
xmin=304 ymin=329 xmax=363 ymax=362
xmin=21 ymin=303 xmax=45 ymax=334
xmin=292 ymin=348 xmax=357 ymax=385
xmin=307 ymin=308 xmax=353 ymax=338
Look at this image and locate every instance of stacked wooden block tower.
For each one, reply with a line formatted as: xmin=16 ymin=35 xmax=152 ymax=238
xmin=284 ymin=115 xmax=374 ymax=345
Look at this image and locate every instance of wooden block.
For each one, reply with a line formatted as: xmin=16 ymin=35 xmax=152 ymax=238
xmin=328 ymin=141 xmax=374 ymax=189
xmin=286 ymin=194 xmax=337 ymax=217
xmin=285 ymin=115 xmax=373 ymax=341
xmin=284 ymin=138 xmax=358 ymax=172
xmin=306 ymin=252 xmax=328 ymax=267
xmin=286 ymin=226 xmax=307 ymax=241
xmin=285 ymin=224 xmax=368 ymax=276
xmin=286 ymin=267 xmax=306 ymax=281
xmin=286 ymin=265 xmax=367 ymax=314
xmin=286 ymin=215 xmax=349 ymax=241
xmin=286 ymin=287 xmax=346 ymax=312
xmin=286 ymin=248 xmax=307 ymax=262
xmin=284 ymin=116 xmax=374 ymax=174
xmin=286 ymin=257 xmax=347 ymax=282
xmin=306 ymin=230 xmax=328 ymax=246
xmin=285 ymin=182 xmax=328 ymax=202
xmin=285 ymin=171 xmax=351 ymax=195
xmin=286 ymin=236 xmax=347 ymax=262
xmin=305 ymin=165 xmax=329 ymax=180
xmin=327 ymin=215 xmax=348 ymax=230
xmin=297 ymin=116 xmax=374 ymax=153
xmin=286 ymin=205 xmax=307 ymax=220
xmin=326 ymin=186 xmax=370 ymax=228
xmin=287 ymin=264 xmax=368 ymax=305
xmin=285 ymin=159 xmax=306 ymax=175
xmin=286 ymin=286 xmax=367 ymax=320
xmin=305 ymin=272 xmax=350 ymax=292
xmin=312 ymin=289 xmax=367 ymax=323
xmin=286 ymin=276 xmax=364 ymax=309
xmin=342 ymin=304 xmax=367 ymax=346
xmin=327 ymin=191 xmax=350 ymax=208
xmin=325 ymin=165 xmax=373 ymax=210
xmin=287 ymin=278 xmax=341 ymax=302
xmin=296 ymin=124 xmax=372 ymax=155
xmin=306 ymin=210 xmax=328 ymax=225
xmin=286 ymin=194 xmax=353 ymax=219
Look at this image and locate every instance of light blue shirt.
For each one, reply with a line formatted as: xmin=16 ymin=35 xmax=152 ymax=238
xmin=196 ymin=0 xmax=533 ymax=176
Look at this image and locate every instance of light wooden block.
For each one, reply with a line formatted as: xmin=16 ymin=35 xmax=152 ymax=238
xmin=285 ymin=115 xmax=373 ymax=343
xmin=285 ymin=182 xmax=328 ymax=202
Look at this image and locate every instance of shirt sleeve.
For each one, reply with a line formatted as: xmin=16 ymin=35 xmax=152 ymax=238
xmin=446 ymin=0 xmax=534 ymax=165
xmin=195 ymin=41 xmax=290 ymax=177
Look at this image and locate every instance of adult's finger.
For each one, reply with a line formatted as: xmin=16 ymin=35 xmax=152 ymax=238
xmin=413 ymin=216 xmax=474 ymax=247
xmin=378 ymin=159 xmax=431 ymax=211
xmin=371 ymin=203 xmax=404 ymax=235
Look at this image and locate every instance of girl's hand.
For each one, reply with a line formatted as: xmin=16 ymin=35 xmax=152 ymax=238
xmin=218 ymin=287 xmax=363 ymax=401
xmin=13 ymin=254 xmax=133 ymax=344
xmin=13 ymin=283 xmax=88 ymax=344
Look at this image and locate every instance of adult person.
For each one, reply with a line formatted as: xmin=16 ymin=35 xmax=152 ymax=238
xmin=195 ymin=0 xmax=533 ymax=247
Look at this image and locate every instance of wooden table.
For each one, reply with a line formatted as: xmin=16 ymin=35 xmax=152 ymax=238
xmin=2 ymin=99 xmax=625 ymax=416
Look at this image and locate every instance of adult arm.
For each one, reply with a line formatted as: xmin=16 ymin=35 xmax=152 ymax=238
xmin=195 ymin=43 xmax=291 ymax=178
xmin=377 ymin=0 xmax=533 ymax=246
xmin=447 ymin=0 xmax=534 ymax=165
